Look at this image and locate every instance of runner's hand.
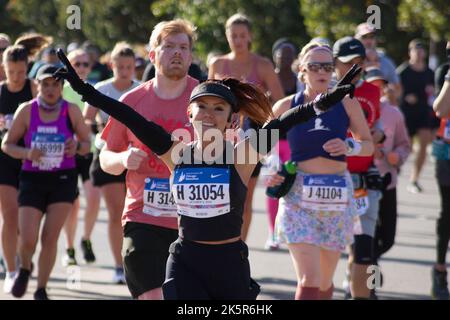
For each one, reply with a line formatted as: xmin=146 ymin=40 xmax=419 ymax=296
xmin=322 ymin=138 xmax=347 ymax=157
xmin=53 ymin=49 xmax=90 ymax=96
xmin=121 ymin=147 xmax=148 ymax=170
xmin=26 ymin=148 xmax=44 ymax=162
xmin=64 ymin=138 xmax=78 ymax=157
xmin=314 ymin=83 xmax=356 ymax=112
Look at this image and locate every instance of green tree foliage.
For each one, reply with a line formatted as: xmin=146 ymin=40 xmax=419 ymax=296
xmin=299 ymin=0 xmax=420 ymax=64
xmin=6 ymin=0 xmax=161 ymax=52
xmin=398 ymin=0 xmax=450 ymax=40
xmin=7 ymin=0 xmax=60 ymax=39
xmin=152 ymin=0 xmax=308 ymax=62
xmin=0 ymin=0 xmax=28 ymax=39
xmin=80 ymin=0 xmax=161 ymax=52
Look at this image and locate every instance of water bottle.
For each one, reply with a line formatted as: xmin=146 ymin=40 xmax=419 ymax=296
xmin=266 ymin=161 xmax=297 ymax=198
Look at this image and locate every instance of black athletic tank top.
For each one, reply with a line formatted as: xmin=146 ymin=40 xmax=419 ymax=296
xmin=173 ymin=143 xmax=248 ymax=241
xmin=0 ymin=79 xmax=32 ymax=142
xmin=0 ymin=79 xmax=33 ymax=115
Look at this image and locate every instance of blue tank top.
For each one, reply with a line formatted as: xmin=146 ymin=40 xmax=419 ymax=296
xmin=287 ymin=91 xmax=349 ymax=162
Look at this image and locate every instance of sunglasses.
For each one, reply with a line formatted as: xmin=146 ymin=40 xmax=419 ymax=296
xmin=74 ymin=62 xmax=90 ymax=68
xmin=306 ymin=62 xmax=334 ymax=73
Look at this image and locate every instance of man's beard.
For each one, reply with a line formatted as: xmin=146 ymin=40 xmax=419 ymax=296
xmin=160 ymin=64 xmax=189 ymax=80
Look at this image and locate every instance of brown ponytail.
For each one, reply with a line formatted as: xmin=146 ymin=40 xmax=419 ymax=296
xmin=14 ymin=33 xmax=52 ymax=58
xmin=221 ymin=78 xmax=273 ymax=126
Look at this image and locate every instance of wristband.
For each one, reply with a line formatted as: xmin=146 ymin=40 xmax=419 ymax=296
xmin=345 ymin=138 xmax=362 ymax=156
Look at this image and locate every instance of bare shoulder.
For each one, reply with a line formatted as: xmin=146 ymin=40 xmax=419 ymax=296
xmin=16 ymin=101 xmax=32 ymax=115
xmin=273 ymin=94 xmax=296 ymax=117
xmin=12 ymin=101 xmax=32 ymax=124
xmin=68 ymin=102 xmax=82 ymax=114
xmin=256 ymin=55 xmax=275 ymax=73
xmin=209 ymin=55 xmax=228 ymax=68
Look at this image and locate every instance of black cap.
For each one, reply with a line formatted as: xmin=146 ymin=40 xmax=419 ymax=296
xmin=189 ymin=82 xmax=238 ymax=111
xmin=333 ymin=37 xmax=366 ymax=63
xmin=36 ymin=64 xmax=60 ymax=81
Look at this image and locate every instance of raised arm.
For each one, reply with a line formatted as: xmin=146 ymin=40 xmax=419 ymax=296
xmin=54 ymin=49 xmax=178 ymax=167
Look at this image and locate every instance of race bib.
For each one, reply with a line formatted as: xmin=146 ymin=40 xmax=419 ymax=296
xmin=172 ymin=167 xmax=230 ymax=218
xmin=143 ymin=177 xmax=177 ymax=218
xmin=353 ymin=188 xmax=369 ymax=216
xmin=31 ymin=132 xmax=65 ymax=170
xmin=301 ymin=174 xmax=348 ymax=211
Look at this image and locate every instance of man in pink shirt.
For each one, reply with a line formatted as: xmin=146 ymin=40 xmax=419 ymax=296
xmin=99 ymin=19 xmax=198 ymax=300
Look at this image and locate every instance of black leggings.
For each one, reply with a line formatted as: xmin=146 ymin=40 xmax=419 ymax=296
xmin=437 ymin=184 xmax=450 ymax=265
xmin=374 ymin=188 xmax=397 ymax=263
xmin=163 ymin=238 xmax=260 ymax=300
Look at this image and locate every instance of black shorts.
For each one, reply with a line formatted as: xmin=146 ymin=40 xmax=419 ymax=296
xmin=0 ymin=148 xmax=22 ymax=188
xmin=163 ymin=238 xmax=260 ymax=300
xmin=90 ymin=151 xmax=126 ymax=187
xmin=18 ymin=169 xmax=78 ymax=213
xmin=401 ymin=105 xmax=438 ymax=137
xmin=122 ymin=222 xmax=178 ymax=298
xmin=75 ymin=153 xmax=94 ymax=183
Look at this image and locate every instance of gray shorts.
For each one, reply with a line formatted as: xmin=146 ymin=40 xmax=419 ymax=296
xmin=358 ymin=189 xmax=382 ymax=237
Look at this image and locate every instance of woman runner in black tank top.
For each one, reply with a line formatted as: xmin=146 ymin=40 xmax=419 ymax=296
xmin=0 ymin=44 xmax=36 ymax=293
xmin=56 ymin=48 xmax=359 ymax=299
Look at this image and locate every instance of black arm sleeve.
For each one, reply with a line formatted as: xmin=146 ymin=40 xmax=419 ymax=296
xmin=249 ymin=101 xmax=317 ymax=155
xmin=82 ymin=85 xmax=173 ymax=156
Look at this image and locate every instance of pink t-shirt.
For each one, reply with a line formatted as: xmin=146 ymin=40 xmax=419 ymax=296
xmin=102 ymin=77 xmax=198 ymax=229
xmin=374 ymin=98 xmax=411 ymax=189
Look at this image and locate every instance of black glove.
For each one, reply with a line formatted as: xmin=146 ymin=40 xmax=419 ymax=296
xmin=315 ymin=83 xmax=356 ymax=112
xmin=333 ymin=64 xmax=362 ymax=99
xmin=53 ymin=48 xmax=93 ymax=97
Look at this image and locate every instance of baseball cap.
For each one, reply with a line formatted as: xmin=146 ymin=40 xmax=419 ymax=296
xmin=355 ymin=23 xmax=376 ymax=39
xmin=189 ymin=81 xmax=237 ymax=111
xmin=36 ymin=64 xmax=60 ymax=81
xmin=365 ymin=67 xmax=387 ymax=83
xmin=333 ymin=37 xmax=366 ymax=63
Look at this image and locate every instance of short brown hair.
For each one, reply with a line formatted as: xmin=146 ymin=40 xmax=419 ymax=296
xmin=3 ymin=45 xmax=28 ymax=64
xmin=148 ymin=19 xmax=196 ymax=51
xmin=111 ymin=42 xmax=135 ymax=61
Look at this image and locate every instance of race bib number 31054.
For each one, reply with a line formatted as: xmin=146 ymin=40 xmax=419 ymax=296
xmin=302 ymin=174 xmax=348 ymax=211
xmin=172 ymin=167 xmax=230 ymax=219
